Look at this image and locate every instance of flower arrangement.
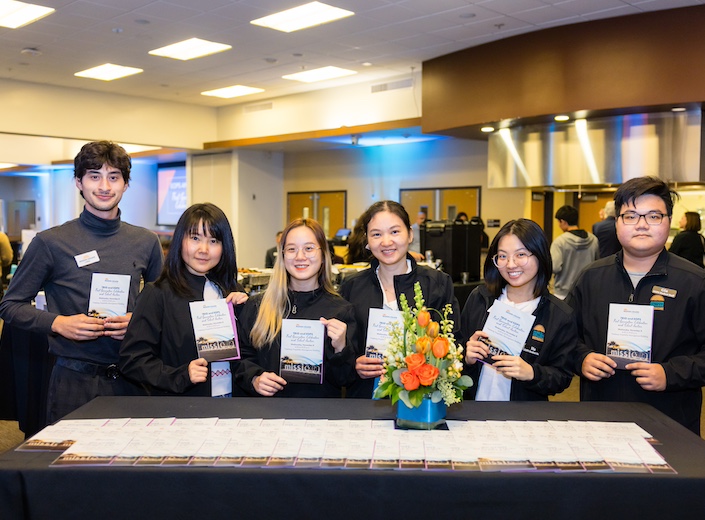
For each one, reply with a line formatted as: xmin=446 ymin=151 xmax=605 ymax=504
xmin=373 ymin=282 xmax=472 ymax=408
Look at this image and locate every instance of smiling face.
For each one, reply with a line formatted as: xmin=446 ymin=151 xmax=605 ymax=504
xmin=616 ymin=194 xmax=670 ymax=261
xmin=496 ymin=233 xmax=539 ymax=297
xmin=366 ymin=210 xmax=412 ymax=270
xmin=75 ymin=163 xmax=128 ymax=219
xmin=181 ymin=220 xmax=223 ymax=276
xmin=283 ymin=225 xmax=322 ymax=291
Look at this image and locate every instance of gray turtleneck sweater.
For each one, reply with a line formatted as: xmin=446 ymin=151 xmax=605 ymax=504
xmin=0 ymin=208 xmax=163 ymax=364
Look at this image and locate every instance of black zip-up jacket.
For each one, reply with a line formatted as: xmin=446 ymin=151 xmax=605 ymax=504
xmin=119 ymin=272 xmax=245 ymax=397
xmin=566 ymin=249 xmax=705 ymax=434
xmin=339 ymin=255 xmax=459 ymax=398
xmin=461 ymin=284 xmax=576 ymax=401
xmin=234 ymin=288 xmax=357 ymax=398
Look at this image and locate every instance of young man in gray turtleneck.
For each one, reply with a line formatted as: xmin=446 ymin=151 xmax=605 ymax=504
xmin=0 ymin=141 xmax=163 ymax=423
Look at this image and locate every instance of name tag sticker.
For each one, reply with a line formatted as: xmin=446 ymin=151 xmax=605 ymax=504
xmin=652 ymin=286 xmax=677 ymax=299
xmin=75 ymin=250 xmax=100 ymax=268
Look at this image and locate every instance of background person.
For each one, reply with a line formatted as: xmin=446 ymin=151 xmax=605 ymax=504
xmin=0 ymin=141 xmax=163 ymax=423
xmin=669 ymin=211 xmax=704 ymax=268
xmin=119 ymin=203 xmax=247 ymax=397
xmin=551 ymin=205 xmax=599 ymax=299
xmin=340 ymin=200 xmax=459 ymax=398
xmin=264 ymin=231 xmax=283 ymax=268
xmin=462 ymin=219 xmax=576 ymax=401
xmin=567 ymin=176 xmax=705 ymax=435
xmin=592 ymin=200 xmax=621 ymax=258
xmin=236 ymin=218 xmax=357 ymax=398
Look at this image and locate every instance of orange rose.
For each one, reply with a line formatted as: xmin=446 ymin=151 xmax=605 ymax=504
xmin=427 ymin=321 xmax=440 ymax=338
xmin=432 ymin=337 xmax=449 ymax=358
xmin=405 ymin=353 xmax=426 ymax=374
xmin=417 ymin=309 xmax=430 ymax=328
xmin=416 ymin=364 xmax=440 ymax=386
xmin=400 ymin=370 xmax=420 ymax=391
xmin=415 ymin=336 xmax=431 ymax=354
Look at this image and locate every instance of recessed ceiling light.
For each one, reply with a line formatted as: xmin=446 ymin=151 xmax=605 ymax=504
xmin=672 ymin=107 xmax=687 ymax=112
xmin=362 ymin=62 xmax=372 ymax=67
xmin=554 ymin=115 xmax=570 ymax=122
xmin=0 ymin=163 xmax=17 ymax=170
xmin=251 ymin=2 xmax=354 ymax=33
xmin=283 ymin=66 xmax=356 ymax=83
xmin=481 ymin=126 xmax=495 ymax=133
xmin=74 ymin=63 xmax=143 ymax=81
xmin=149 ymin=38 xmax=231 ymax=61
xmin=201 ymin=85 xmax=265 ymax=99
xmin=0 ymin=1 xmax=54 ymax=29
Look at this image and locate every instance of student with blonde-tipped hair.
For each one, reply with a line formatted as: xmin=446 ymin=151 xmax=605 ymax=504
xmin=235 ymin=218 xmax=357 ymax=398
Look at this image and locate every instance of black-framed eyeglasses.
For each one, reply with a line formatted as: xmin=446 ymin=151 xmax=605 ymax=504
xmin=492 ymin=251 xmax=533 ymax=268
xmin=618 ymin=211 xmax=668 ymax=225
xmin=283 ymin=244 xmax=321 ymax=259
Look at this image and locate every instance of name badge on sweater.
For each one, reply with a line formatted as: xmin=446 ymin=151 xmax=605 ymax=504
xmin=652 ymin=286 xmax=677 ymax=299
xmin=75 ymin=250 xmax=100 ymax=267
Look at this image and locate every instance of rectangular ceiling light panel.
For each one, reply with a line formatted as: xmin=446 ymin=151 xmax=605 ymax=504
xmin=251 ymin=2 xmax=354 ymax=33
xmin=149 ymin=38 xmax=232 ymax=60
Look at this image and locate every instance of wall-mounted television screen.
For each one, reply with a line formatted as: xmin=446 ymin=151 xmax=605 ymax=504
xmin=157 ymin=162 xmax=187 ymax=226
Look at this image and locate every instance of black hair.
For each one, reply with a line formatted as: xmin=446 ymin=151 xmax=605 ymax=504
xmin=555 ymin=205 xmax=579 ymax=226
xmin=74 ymin=141 xmax=131 ymax=183
xmin=359 ymin=200 xmax=412 ymax=233
xmin=484 ymin=218 xmax=551 ymax=299
xmin=614 ymin=176 xmax=679 ymax=217
xmin=157 ymin=203 xmax=239 ymax=298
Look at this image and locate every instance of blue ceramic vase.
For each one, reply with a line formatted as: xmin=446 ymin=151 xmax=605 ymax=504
xmin=396 ymin=396 xmax=447 ymax=430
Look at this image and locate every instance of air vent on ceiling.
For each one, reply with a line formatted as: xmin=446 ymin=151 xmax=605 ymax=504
xmin=244 ymin=102 xmax=273 ymax=113
xmin=371 ymin=78 xmax=412 ymax=93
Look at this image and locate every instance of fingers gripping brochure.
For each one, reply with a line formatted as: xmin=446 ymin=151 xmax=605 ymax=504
xmin=189 ymin=299 xmax=241 ymax=362
xmin=480 ymin=300 xmax=536 ymax=366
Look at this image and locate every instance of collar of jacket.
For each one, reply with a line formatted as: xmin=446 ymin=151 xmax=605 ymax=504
xmin=614 ymin=248 xmax=669 ymax=277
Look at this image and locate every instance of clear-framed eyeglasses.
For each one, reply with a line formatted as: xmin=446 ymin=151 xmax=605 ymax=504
xmin=618 ymin=211 xmax=668 ymax=225
xmin=283 ymin=244 xmax=321 ymax=259
xmin=492 ymin=251 xmax=533 ymax=268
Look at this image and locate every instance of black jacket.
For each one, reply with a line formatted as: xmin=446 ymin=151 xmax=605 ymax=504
xmin=592 ymin=216 xmax=621 ymax=258
xmin=119 ymin=272 xmax=245 ymax=397
xmin=234 ymin=288 xmax=357 ymax=398
xmin=461 ymin=285 xmax=576 ymax=401
xmin=339 ymin=255 xmax=459 ymax=398
xmin=567 ymin=249 xmax=705 ymax=434
xmin=669 ymin=230 xmax=704 ymax=268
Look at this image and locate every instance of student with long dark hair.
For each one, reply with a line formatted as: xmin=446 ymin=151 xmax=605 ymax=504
xmin=119 ymin=203 xmax=247 ymax=397
xmin=462 ymin=218 xmax=576 ymax=401
xmin=235 ymin=218 xmax=357 ymax=398
xmin=340 ymin=200 xmax=458 ymax=398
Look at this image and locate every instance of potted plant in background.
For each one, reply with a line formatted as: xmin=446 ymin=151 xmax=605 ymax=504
xmin=373 ymin=282 xmax=472 ymax=429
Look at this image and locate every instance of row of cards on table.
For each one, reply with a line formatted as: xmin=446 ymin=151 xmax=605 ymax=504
xmin=18 ymin=417 xmax=674 ymax=473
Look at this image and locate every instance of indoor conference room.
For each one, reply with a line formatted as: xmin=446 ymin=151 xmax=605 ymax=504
xmin=2 ymin=1 xmax=705 ymax=519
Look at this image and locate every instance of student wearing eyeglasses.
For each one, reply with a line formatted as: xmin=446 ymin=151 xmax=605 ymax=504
xmin=567 ymin=176 xmax=705 ymax=435
xmin=461 ymin=219 xmax=577 ymax=401
xmin=235 ymin=218 xmax=357 ymax=398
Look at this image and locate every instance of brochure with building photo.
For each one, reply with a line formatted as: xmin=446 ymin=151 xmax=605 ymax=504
xmin=280 ymin=319 xmax=324 ymax=384
xmin=87 ymin=273 xmax=130 ymax=318
xmin=606 ymin=303 xmax=654 ymax=370
xmin=480 ymin=299 xmax=537 ymax=366
xmin=365 ymin=308 xmax=403 ymax=359
xmin=189 ymin=299 xmax=240 ymax=362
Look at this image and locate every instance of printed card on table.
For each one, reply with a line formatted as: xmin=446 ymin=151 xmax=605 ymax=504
xmin=365 ymin=308 xmax=403 ymax=359
xmin=280 ymin=319 xmax=325 ymax=384
xmin=605 ymin=303 xmax=654 ymax=370
xmin=189 ymin=299 xmax=240 ymax=362
xmin=87 ymin=273 xmax=130 ymax=318
xmin=480 ymin=299 xmax=537 ymax=365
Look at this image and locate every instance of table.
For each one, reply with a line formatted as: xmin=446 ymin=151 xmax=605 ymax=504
xmin=0 ymin=324 xmax=53 ymax=437
xmin=2 ymin=397 xmax=705 ymax=520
